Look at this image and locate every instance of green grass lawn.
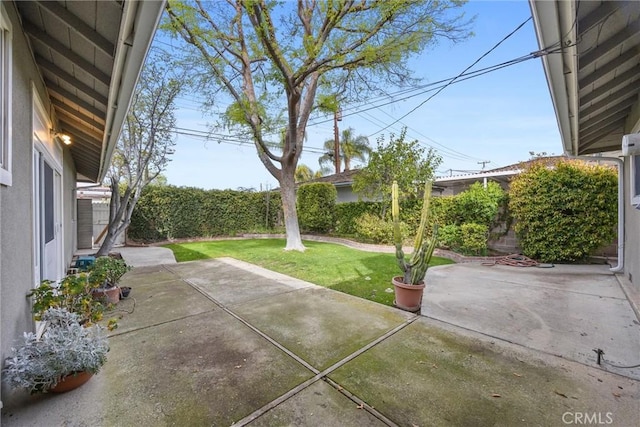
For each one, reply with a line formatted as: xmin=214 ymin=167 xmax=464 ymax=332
xmin=164 ymin=239 xmax=454 ymax=307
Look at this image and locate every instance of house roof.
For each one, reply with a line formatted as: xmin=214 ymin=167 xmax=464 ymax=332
xmin=306 ymin=169 xmax=361 ymax=187
xmin=15 ymin=0 xmax=165 ymax=182
xmin=529 ymin=1 xmax=640 ymax=155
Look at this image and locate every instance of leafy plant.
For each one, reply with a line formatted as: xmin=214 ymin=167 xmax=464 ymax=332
xmin=392 ymin=180 xmax=439 ymax=285
xmin=353 ymin=128 xmax=442 ymax=213
xmin=509 ymin=159 xmax=617 ymax=262
xmin=460 ymin=223 xmax=488 ymax=256
xmin=456 ymin=182 xmax=507 ymax=228
xmin=354 ymin=213 xmax=408 ymax=244
xmin=89 ymin=256 xmax=131 ymax=287
xmin=2 ymin=308 xmax=109 ymax=394
xmin=437 ymin=224 xmax=462 ymax=250
xmin=129 ymin=185 xmax=282 ymax=241
xmin=28 ymin=275 xmax=109 ymax=328
xmin=297 ymin=183 xmax=337 ymax=233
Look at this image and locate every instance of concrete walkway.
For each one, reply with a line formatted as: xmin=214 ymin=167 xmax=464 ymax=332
xmin=2 ymin=257 xmax=638 ymax=426
xmin=423 ymin=263 xmax=640 ymax=381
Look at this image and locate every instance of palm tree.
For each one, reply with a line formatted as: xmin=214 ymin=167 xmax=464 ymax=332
xmin=318 ymin=127 xmax=370 ymax=173
xmin=295 ymin=164 xmax=314 ymax=183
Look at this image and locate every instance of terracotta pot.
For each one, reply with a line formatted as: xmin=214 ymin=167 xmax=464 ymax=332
xmin=50 ymin=371 xmax=93 ymax=393
xmin=92 ymin=285 xmax=120 ymax=304
xmin=392 ymin=276 xmax=425 ymax=312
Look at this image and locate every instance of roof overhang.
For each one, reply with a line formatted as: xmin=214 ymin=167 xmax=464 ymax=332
xmin=435 ymin=169 xmax=522 ymax=184
xmin=529 ymin=0 xmax=640 ymax=155
xmin=15 ymin=0 xmax=166 ymax=182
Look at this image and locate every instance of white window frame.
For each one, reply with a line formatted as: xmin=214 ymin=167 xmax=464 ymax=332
xmin=632 ymin=154 xmax=640 ymax=207
xmin=0 ymin=3 xmax=12 ymax=186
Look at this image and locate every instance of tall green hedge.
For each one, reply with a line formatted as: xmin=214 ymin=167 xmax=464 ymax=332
xmin=297 ymin=183 xmax=337 ymax=233
xmin=128 ymin=185 xmax=282 ymax=241
xmin=509 ymin=159 xmax=617 ymax=262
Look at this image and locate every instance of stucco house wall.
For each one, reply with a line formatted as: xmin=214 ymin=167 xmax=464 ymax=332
xmin=0 ymin=1 xmax=67 ymax=405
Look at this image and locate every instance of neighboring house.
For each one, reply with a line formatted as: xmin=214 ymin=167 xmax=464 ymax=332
xmin=530 ymin=1 xmax=640 ymax=290
xmin=0 ymin=0 xmax=164 ymax=408
xmin=435 ymin=156 xmax=567 ymax=195
xmin=305 ymin=169 xmax=364 ymax=203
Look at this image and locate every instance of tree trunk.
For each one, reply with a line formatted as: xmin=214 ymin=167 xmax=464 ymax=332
xmin=96 ymin=223 xmax=119 ymax=257
xmin=279 ymin=167 xmax=305 ymax=251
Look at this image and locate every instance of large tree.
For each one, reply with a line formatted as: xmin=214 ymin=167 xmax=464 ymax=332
xmin=96 ymin=55 xmax=183 ymax=256
xmin=319 ymin=127 xmax=370 ymax=173
xmin=164 ymin=0 xmax=470 ymax=251
xmin=353 ymin=127 xmax=442 ymax=211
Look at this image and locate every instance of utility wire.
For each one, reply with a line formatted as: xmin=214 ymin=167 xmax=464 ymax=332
xmin=367 ymin=16 xmax=533 ymax=138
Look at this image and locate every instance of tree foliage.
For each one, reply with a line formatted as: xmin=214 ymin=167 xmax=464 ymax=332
xmin=297 ymin=183 xmax=337 ymax=233
xmin=456 ymin=181 xmax=507 ymax=228
xmin=319 ymin=127 xmax=370 ymax=173
xmin=352 ymin=127 xmax=442 ymax=208
xmin=163 ymin=0 xmax=471 ymax=250
xmin=97 ymin=53 xmax=183 ymax=256
xmin=129 ymin=186 xmax=282 ymax=241
xmin=509 ymin=159 xmax=617 ymax=262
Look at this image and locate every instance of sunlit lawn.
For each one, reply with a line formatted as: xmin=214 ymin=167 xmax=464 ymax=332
xmin=164 ymin=238 xmax=454 ymax=307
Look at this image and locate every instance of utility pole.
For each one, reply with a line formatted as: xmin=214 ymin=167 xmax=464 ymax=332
xmin=333 ymin=108 xmax=342 ymax=174
xmin=478 ymin=160 xmax=491 ymax=170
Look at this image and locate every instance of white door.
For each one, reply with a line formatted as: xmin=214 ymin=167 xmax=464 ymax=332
xmin=32 ymin=87 xmax=63 ymax=284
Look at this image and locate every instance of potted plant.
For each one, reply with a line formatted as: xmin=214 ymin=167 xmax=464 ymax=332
xmin=28 ymin=274 xmax=117 ymax=330
xmin=391 ymin=180 xmax=438 ymax=312
xmin=89 ymin=256 xmax=131 ymax=304
xmin=2 ymin=308 xmax=109 ymax=394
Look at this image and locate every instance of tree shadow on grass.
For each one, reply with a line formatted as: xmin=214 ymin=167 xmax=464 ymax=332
xmin=329 ymin=253 xmax=397 ymax=307
xmin=164 ymin=244 xmax=210 ymax=262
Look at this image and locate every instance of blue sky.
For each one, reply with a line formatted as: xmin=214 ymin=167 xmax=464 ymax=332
xmin=162 ymin=0 xmax=562 ymax=190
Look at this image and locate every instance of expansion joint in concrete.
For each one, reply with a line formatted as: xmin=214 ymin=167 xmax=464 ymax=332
xmin=176 ymin=266 xmax=417 ymax=427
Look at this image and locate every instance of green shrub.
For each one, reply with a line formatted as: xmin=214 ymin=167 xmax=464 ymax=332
xmin=129 ymin=185 xmax=282 ymax=241
xmin=460 ymin=223 xmax=488 ymax=256
xmin=509 ymin=159 xmax=617 ymax=262
xmin=456 ymin=182 xmax=507 ymax=228
xmin=437 ymin=224 xmax=462 ymax=250
xmin=430 ymin=196 xmax=458 ymax=226
xmin=335 ymin=202 xmax=381 ymax=235
xmin=354 ymin=213 xmax=407 ymax=244
xmin=297 ymin=183 xmax=337 ymax=233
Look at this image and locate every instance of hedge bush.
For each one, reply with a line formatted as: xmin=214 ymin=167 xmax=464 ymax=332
xmin=128 ymin=185 xmax=282 ymax=241
xmin=437 ymin=224 xmax=462 ymax=250
xmin=297 ymin=183 xmax=337 ymax=233
xmin=509 ymin=159 xmax=617 ymax=262
xmin=456 ymin=182 xmax=507 ymax=228
xmin=459 ymin=223 xmax=488 ymax=256
xmin=353 ymin=213 xmax=409 ymax=244
xmin=335 ymin=202 xmax=381 ymax=235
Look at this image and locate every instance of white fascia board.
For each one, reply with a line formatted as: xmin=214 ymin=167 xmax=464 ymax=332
xmin=98 ymin=0 xmax=167 ymax=183
xmin=435 ymin=169 xmax=522 ymax=183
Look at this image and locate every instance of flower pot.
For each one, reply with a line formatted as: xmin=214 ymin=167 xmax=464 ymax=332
xmin=92 ymin=285 xmax=120 ymax=304
xmin=392 ymin=276 xmax=425 ymax=313
xmin=50 ymin=371 xmax=93 ymax=393
xmin=120 ymin=286 xmax=131 ymax=298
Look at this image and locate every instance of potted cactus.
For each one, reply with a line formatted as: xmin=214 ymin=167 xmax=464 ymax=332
xmin=391 ymin=180 xmax=438 ymax=312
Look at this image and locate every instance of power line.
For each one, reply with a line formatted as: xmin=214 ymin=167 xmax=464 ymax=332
xmin=367 ymin=16 xmax=533 ymax=138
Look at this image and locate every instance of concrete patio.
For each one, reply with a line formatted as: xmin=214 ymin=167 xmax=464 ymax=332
xmin=2 ymin=254 xmax=639 ymax=426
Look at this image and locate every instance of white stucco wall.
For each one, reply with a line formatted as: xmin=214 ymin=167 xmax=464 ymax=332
xmin=0 ymin=2 xmax=77 ymax=408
